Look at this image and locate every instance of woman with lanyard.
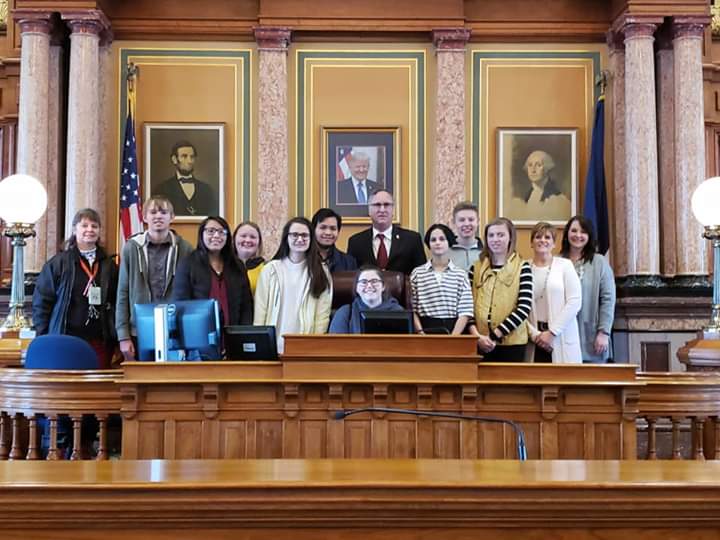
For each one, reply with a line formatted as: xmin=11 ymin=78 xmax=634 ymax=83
xmin=32 ymin=208 xmax=119 ymax=368
xmin=173 ymin=216 xmax=254 ymax=328
xmin=560 ymin=215 xmax=616 ymax=363
xmin=527 ymin=221 xmax=582 ymax=363
xmin=410 ymin=223 xmax=474 ymax=335
xmin=468 ymin=217 xmax=533 ymax=362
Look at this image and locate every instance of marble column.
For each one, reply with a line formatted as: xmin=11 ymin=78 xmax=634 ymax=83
xmin=431 ymin=28 xmax=471 ymax=226
xmin=254 ymin=27 xmax=291 ymax=258
xmin=96 ymin=33 xmax=114 ymax=245
xmin=622 ymin=19 xmax=662 ymax=279
xmin=655 ymin=29 xmax=676 ymax=277
xmin=61 ymin=11 xmax=110 ymax=237
xmin=607 ymin=31 xmax=628 ymax=277
xmin=672 ymin=17 xmax=709 ymax=277
xmin=14 ymin=11 xmax=52 ymax=273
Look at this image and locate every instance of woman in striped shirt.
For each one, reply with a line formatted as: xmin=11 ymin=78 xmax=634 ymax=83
xmin=469 ymin=217 xmax=533 ymax=362
xmin=410 ymin=224 xmax=474 ymax=335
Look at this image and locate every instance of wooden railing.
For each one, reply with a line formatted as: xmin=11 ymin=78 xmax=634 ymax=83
xmin=0 ymin=368 xmax=122 ymax=460
xmin=637 ymin=371 xmax=720 ymax=460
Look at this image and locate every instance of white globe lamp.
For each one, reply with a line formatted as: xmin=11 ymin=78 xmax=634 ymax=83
xmin=0 ymin=174 xmax=48 ymax=333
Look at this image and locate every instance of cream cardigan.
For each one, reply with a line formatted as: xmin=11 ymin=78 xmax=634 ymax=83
xmin=253 ymin=259 xmax=332 ymax=348
xmin=528 ymin=256 xmax=582 ymax=364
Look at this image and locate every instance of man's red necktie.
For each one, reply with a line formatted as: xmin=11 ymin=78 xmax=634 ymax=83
xmin=376 ymin=234 xmax=388 ymax=269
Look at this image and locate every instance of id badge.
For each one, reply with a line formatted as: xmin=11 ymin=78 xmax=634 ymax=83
xmin=88 ymin=286 xmax=102 ymax=305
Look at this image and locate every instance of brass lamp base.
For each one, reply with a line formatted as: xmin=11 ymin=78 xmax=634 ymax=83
xmin=0 ymin=304 xmax=33 ymax=334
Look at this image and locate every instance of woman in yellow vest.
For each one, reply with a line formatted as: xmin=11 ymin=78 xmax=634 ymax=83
xmin=469 ymin=217 xmax=533 ymax=362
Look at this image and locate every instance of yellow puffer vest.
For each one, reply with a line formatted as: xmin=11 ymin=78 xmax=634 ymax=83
xmin=472 ymin=252 xmax=528 ymax=346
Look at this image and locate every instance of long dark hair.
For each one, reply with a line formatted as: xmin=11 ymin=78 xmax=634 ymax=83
xmin=560 ymin=215 xmax=597 ymax=263
xmin=478 ymin=217 xmax=516 ymax=264
xmin=65 ymin=208 xmax=105 ymax=251
xmin=196 ymin=216 xmax=238 ymax=268
xmin=273 ymin=217 xmax=330 ymax=298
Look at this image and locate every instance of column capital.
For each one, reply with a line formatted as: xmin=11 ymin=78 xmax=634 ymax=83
xmin=432 ymin=28 xmax=471 ymax=51
xmin=613 ymin=15 xmax=663 ymax=42
xmin=61 ymin=9 xmax=111 ymax=38
xmin=254 ymin=27 xmax=292 ymax=52
xmin=12 ymin=9 xmax=54 ymax=35
xmin=672 ymin=16 xmax=710 ymax=41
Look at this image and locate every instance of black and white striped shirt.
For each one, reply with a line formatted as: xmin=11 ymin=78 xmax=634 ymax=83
xmin=410 ymin=261 xmax=474 ymax=319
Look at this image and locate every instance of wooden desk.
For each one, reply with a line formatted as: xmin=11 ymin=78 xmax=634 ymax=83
xmin=120 ymin=338 xmax=641 ymax=460
xmin=1 ymin=459 xmax=720 ymax=539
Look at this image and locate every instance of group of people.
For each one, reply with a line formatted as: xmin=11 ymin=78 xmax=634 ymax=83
xmin=31 ymin=187 xmax=616 ymax=366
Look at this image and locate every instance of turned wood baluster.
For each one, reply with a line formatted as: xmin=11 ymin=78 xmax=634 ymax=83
xmin=46 ymin=415 xmax=60 ymax=460
xmin=693 ymin=417 xmax=706 ymax=461
xmin=646 ymin=417 xmax=657 ymax=460
xmin=70 ymin=416 xmax=83 ymax=460
xmin=0 ymin=412 xmax=9 ymax=460
xmin=671 ymin=417 xmax=683 ymax=459
xmin=96 ymin=415 xmax=107 ymax=460
xmin=9 ymin=414 xmax=25 ymax=460
xmin=25 ymin=414 xmax=40 ymax=460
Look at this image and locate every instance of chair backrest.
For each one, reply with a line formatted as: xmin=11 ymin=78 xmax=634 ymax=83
xmin=25 ymin=334 xmax=100 ymax=370
xmin=331 ymin=270 xmax=411 ymax=310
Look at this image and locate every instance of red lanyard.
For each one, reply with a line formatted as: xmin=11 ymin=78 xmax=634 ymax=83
xmin=79 ymin=257 xmax=98 ymax=296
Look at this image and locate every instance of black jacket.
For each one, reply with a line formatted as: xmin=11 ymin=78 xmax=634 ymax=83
xmin=172 ymin=250 xmax=253 ymax=326
xmin=32 ymin=247 xmax=118 ymax=343
xmin=347 ymin=225 xmax=426 ymax=276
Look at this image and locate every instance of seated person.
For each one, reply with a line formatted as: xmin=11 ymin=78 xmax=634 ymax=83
xmin=329 ymin=265 xmax=403 ymax=333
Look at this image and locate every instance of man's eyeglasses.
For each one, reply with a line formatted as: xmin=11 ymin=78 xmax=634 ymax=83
xmin=357 ymin=278 xmax=383 ymax=288
xmin=288 ymin=232 xmax=310 ymax=240
xmin=369 ymin=203 xmax=393 ymax=209
xmin=204 ymin=228 xmax=227 ymax=237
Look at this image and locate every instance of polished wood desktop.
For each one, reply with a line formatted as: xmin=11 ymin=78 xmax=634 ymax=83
xmin=1 ymin=459 xmax=719 ymax=539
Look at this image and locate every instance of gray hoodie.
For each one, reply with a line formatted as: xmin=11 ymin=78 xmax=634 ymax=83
xmin=115 ymin=230 xmax=193 ymax=340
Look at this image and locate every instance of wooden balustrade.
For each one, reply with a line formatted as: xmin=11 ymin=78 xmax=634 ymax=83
xmin=637 ymin=372 xmax=720 ymax=460
xmin=2 ymin=350 xmax=720 ymax=462
xmin=0 ymin=368 xmax=122 ymax=460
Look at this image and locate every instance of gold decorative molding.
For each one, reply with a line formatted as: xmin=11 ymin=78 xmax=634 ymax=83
xmin=712 ymin=4 xmax=720 ymax=37
xmin=0 ymin=0 xmax=8 ymax=28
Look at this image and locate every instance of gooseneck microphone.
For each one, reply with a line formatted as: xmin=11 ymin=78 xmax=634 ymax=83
xmin=334 ymin=407 xmax=527 ymax=461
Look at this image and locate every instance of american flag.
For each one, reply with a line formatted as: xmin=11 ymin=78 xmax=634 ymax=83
xmin=119 ymin=109 xmax=143 ymax=245
xmin=336 ymin=146 xmax=352 ymax=181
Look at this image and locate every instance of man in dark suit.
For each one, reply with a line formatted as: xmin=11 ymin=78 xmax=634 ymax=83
xmin=347 ymin=189 xmax=426 ymax=276
xmin=336 ymin=150 xmax=381 ymax=205
xmin=153 ymin=141 xmax=218 ymax=217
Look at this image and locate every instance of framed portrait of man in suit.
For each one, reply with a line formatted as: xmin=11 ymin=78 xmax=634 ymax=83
xmin=322 ymin=127 xmax=400 ymax=223
xmin=497 ymin=128 xmax=577 ymax=226
xmin=144 ymin=123 xmax=225 ymax=222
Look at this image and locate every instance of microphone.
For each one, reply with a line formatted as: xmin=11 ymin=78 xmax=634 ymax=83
xmin=334 ymin=407 xmax=527 ymax=461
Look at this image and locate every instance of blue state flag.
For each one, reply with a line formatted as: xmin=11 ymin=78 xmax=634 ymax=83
xmin=583 ymin=95 xmax=610 ymax=255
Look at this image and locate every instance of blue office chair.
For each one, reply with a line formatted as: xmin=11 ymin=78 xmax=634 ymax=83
xmin=25 ymin=334 xmax=100 ymax=370
xmin=24 ymin=335 xmax=101 ymax=458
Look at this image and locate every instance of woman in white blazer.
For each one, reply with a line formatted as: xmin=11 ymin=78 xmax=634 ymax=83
xmin=527 ymin=222 xmax=582 ymax=363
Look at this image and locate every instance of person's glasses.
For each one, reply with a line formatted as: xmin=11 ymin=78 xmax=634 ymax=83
xmin=369 ymin=203 xmax=393 ymax=209
xmin=204 ymin=228 xmax=227 ymax=237
xmin=357 ymin=278 xmax=383 ymax=288
xmin=288 ymin=232 xmax=310 ymax=240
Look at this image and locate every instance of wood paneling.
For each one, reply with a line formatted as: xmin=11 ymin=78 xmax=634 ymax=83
xmin=2 ymin=459 xmax=720 ymax=539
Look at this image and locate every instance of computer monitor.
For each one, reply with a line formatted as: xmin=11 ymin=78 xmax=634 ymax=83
xmin=360 ymin=309 xmax=414 ymax=334
xmin=134 ymin=299 xmax=222 ymax=361
xmin=224 ymin=325 xmax=278 ymax=361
